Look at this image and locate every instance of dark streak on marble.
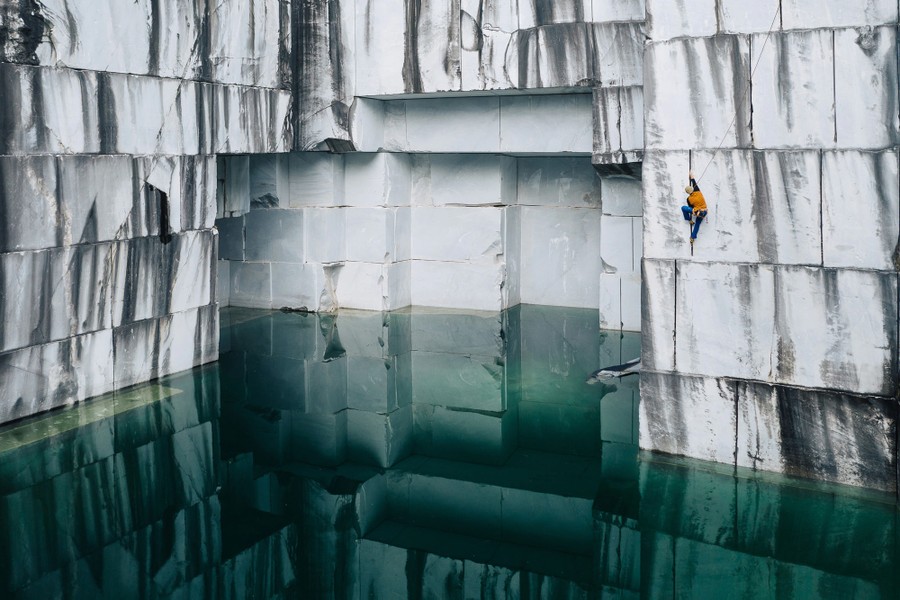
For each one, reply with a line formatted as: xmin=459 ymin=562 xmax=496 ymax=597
xmin=770 ymin=383 xmax=898 ymax=492
xmin=403 ymin=0 xmax=424 ymax=93
xmin=148 ymin=0 xmax=161 ymax=76
xmin=96 ymin=72 xmax=118 ymax=154
xmin=751 ymin=151 xmax=777 ymax=263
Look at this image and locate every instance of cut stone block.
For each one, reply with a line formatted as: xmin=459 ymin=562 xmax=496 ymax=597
xmin=593 ymin=86 xmax=644 ymax=158
xmin=646 ymin=0 xmax=717 ymax=41
xmin=518 ymin=206 xmax=601 ymax=308
xmin=600 ymin=216 xmax=637 ymax=274
xmin=0 ymin=156 xmax=59 ymax=252
xmin=287 ymin=153 xmax=344 ymax=207
xmin=208 ymin=0 xmax=287 ymax=88
xmin=675 ymin=262 xmax=776 ymax=381
xmin=600 ymin=177 xmax=641 ymax=217
xmin=167 ymin=230 xmax=216 ymax=315
xmin=780 ymin=0 xmax=898 ymax=30
xmin=385 ymin=261 xmax=412 ymax=310
xmin=644 ymin=36 xmax=751 ymax=150
xmin=591 ymin=23 xmax=644 ymax=87
xmin=0 ymin=64 xmax=100 ymax=154
xmin=639 ymin=371 xmax=737 ymax=464
xmin=410 ymin=261 xmax=504 ymax=312
xmin=517 ymin=23 xmax=595 ymax=88
xmin=0 ymin=330 xmax=115 ymax=423
xmin=518 ymin=0 xmax=591 ymax=27
xmin=517 ymin=157 xmax=601 ymax=208
xmin=229 ymin=262 xmax=272 ymax=309
xmin=334 ymin=262 xmax=386 ymax=311
xmin=62 ymin=155 xmax=139 ymax=242
xmin=459 ymin=16 xmax=518 ymax=91
xmin=270 ymin=262 xmax=322 ymax=311
xmin=412 ymin=154 xmax=517 ymax=206
xmin=354 ymin=0 xmax=461 ymax=95
xmin=345 ymin=208 xmax=391 ymax=262
xmin=217 ymin=260 xmax=231 ymax=307
xmin=386 ymin=97 xmax=502 ymax=153
xmin=751 ymin=30 xmax=836 ymax=149
xmin=249 ymin=154 xmax=290 ymax=209
xmin=203 ymin=83 xmax=292 ymax=154
xmin=599 ymin=272 xmax=641 ymax=332
xmin=834 ymin=27 xmax=899 ymax=150
xmin=216 ymin=217 xmax=244 ymax=261
xmin=591 ymin=0 xmax=645 ymax=23
xmin=772 ymin=266 xmax=898 ymax=395
xmin=822 ymin=150 xmax=900 ymax=270
xmin=244 ymin=209 xmax=304 ymax=263
xmin=737 ymin=380 xmax=898 ymax=492
xmin=500 ymin=94 xmax=593 ymax=153
xmin=718 ymin=0 xmax=782 ymax=34
xmin=643 ymin=149 xmax=823 ymax=265
xmin=303 ymin=208 xmax=346 ymax=263
xmin=344 ymin=153 xmax=412 ymax=207
xmin=411 ymin=207 xmax=504 ymax=263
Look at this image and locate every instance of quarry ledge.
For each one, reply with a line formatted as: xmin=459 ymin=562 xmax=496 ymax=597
xmin=640 ymin=370 xmax=899 ymax=493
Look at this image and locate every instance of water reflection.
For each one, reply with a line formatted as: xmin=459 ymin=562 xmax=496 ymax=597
xmin=0 ymin=306 xmax=896 ymax=598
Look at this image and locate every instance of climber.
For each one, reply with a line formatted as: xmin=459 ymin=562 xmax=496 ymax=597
xmin=681 ymin=169 xmax=707 ymax=244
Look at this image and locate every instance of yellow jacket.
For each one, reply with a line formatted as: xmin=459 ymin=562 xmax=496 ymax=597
xmin=687 ymin=190 xmax=707 ymax=213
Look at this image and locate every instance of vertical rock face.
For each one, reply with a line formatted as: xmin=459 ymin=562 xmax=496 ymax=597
xmin=0 ymin=1 xmax=291 ymax=424
xmin=641 ymin=0 xmax=900 ymax=490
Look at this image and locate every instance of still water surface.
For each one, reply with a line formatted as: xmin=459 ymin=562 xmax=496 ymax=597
xmin=0 ymin=306 xmax=897 ymax=598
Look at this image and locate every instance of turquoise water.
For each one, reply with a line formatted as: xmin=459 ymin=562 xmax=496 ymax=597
xmin=0 ymin=305 xmax=897 ymax=598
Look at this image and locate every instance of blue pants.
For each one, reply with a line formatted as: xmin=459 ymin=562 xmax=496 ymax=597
xmin=681 ymin=206 xmax=707 ymax=240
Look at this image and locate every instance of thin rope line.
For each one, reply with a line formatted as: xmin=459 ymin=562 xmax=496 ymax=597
xmin=698 ymin=4 xmax=782 ymax=182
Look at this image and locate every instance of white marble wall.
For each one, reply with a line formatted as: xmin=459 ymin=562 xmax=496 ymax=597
xmin=220 ymin=152 xmax=639 ymax=321
xmin=0 ymin=0 xmax=289 ymax=424
xmin=641 ymin=0 xmax=900 ymax=489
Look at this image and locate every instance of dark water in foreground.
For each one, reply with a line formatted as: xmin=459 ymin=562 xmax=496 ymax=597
xmin=0 ymin=306 xmax=897 ymax=599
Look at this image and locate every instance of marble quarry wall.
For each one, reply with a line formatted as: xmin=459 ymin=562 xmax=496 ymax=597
xmin=0 ymin=0 xmax=291 ymax=423
xmin=218 ymin=0 xmax=646 ymax=326
xmin=640 ymin=0 xmax=900 ymax=491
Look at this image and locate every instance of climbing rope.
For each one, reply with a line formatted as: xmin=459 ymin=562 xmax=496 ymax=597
xmin=697 ymin=4 xmax=782 ymax=182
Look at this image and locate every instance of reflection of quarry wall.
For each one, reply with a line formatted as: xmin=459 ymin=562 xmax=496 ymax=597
xmin=640 ymin=1 xmax=900 ymax=491
xmin=0 ymin=0 xmax=291 ymax=423
xmin=217 ymin=0 xmax=646 ymax=324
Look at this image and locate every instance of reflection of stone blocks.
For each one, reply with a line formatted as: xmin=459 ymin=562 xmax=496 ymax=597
xmin=411 ymin=352 xmax=505 ymax=412
xmin=414 ymin=405 xmax=517 ymax=465
xmin=347 ymin=406 xmax=414 ymax=468
xmin=288 ymin=410 xmax=348 ymax=466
